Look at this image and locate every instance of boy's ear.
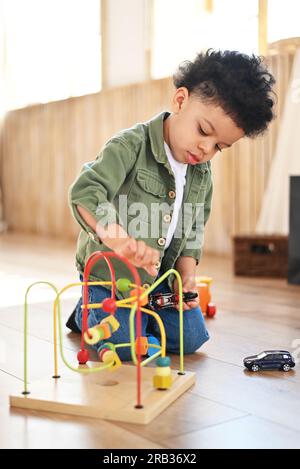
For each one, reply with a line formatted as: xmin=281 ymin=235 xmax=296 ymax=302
xmin=173 ymin=87 xmax=189 ymax=112
xmin=177 ymin=95 xmax=184 ymax=109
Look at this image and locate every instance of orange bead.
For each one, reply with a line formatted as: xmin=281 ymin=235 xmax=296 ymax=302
xmin=130 ymin=288 xmax=148 ymax=306
xmin=96 ymin=321 xmax=112 ymax=339
xmin=135 ymin=336 xmax=148 ymax=355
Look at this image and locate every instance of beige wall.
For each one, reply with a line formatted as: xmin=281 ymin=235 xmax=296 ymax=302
xmin=2 ymin=38 xmax=300 ymax=254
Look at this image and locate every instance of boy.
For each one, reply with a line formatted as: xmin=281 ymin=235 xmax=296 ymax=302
xmin=67 ymin=50 xmax=275 ymax=360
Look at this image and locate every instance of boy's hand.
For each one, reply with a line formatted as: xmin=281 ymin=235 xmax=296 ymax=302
xmin=96 ymin=222 xmax=160 ymax=277
xmin=75 ymin=211 xmax=160 ymax=277
xmin=113 ymin=238 xmax=160 ymax=277
xmin=173 ymin=256 xmax=199 ymax=311
xmin=173 ymin=276 xmax=199 ymax=310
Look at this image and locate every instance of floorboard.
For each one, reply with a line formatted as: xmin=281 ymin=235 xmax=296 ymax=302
xmin=0 ymin=233 xmax=299 ymax=448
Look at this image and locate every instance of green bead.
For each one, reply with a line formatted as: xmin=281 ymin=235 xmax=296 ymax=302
xmin=98 ymin=342 xmax=115 ymax=353
xmin=156 ymin=356 xmax=171 ymax=367
xmin=103 ymin=342 xmax=115 ymax=351
xmin=116 ymin=278 xmax=131 ymax=292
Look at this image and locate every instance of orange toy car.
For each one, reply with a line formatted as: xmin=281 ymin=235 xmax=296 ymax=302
xmin=195 ymin=276 xmax=216 ymax=317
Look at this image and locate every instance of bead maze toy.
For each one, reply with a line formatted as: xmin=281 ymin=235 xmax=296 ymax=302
xmin=9 ymin=251 xmax=195 ymax=424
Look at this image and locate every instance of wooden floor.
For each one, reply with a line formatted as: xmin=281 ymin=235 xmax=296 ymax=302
xmin=1 ymin=233 xmax=300 ymax=449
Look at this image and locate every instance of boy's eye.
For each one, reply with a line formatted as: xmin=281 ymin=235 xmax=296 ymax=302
xmin=199 ymin=126 xmax=222 ymax=152
xmin=198 ymin=126 xmax=207 ymax=136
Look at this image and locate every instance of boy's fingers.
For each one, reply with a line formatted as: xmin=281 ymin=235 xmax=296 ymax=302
xmin=186 ymin=301 xmax=199 ymax=309
xmin=134 ymin=240 xmax=146 ymax=261
xmin=135 ymin=246 xmax=160 ymax=274
xmin=140 ymin=247 xmax=153 ymax=266
xmin=127 ymin=238 xmax=137 ymax=253
xmin=175 ymin=301 xmax=189 ymax=311
xmin=152 ymin=249 xmax=160 ymax=264
xmin=118 ymin=238 xmax=137 ymax=258
xmin=144 ymin=263 xmax=160 ymax=277
xmin=176 ymin=296 xmax=199 ymax=310
xmin=143 ymin=246 xmax=160 ymax=267
xmin=114 ymin=240 xmax=159 ymax=277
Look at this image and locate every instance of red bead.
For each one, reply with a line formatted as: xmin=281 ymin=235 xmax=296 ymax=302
xmin=99 ymin=347 xmax=110 ymax=361
xmin=77 ymin=349 xmax=90 ymax=364
xmin=206 ymin=303 xmax=216 ymax=318
xmin=102 ymin=298 xmax=117 ymax=314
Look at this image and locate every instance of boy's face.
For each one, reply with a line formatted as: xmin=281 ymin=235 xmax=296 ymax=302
xmin=164 ymin=87 xmax=245 ymax=165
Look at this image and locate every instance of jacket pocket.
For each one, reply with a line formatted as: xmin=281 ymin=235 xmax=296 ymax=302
xmin=127 ymin=169 xmax=168 ymax=224
xmin=136 ymin=169 xmax=166 ymax=197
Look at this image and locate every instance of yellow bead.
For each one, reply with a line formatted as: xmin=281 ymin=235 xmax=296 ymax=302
xmin=155 ymin=366 xmax=171 ymax=376
xmin=83 ymin=327 xmax=102 ymax=345
xmin=108 ymin=351 xmax=122 ymax=371
xmin=153 ymin=375 xmax=172 ymax=390
xmin=102 ymin=350 xmax=115 ymax=364
xmin=100 ymin=315 xmax=120 ymax=333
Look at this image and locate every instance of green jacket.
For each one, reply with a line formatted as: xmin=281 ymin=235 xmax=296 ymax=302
xmin=69 ymin=111 xmax=213 ymax=298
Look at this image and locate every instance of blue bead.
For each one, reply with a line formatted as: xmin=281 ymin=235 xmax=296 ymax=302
xmin=147 ymin=335 xmax=160 ymax=357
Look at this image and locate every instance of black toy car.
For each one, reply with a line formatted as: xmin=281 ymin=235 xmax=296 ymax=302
xmin=149 ymin=292 xmax=198 ymax=310
xmin=243 ymin=350 xmax=295 ymax=372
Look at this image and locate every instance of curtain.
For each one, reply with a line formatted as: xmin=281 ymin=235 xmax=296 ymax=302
xmin=256 ymin=48 xmax=300 ymax=234
xmin=0 ymin=6 xmax=6 ymax=233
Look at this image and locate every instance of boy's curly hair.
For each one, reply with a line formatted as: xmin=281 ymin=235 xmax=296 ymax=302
xmin=173 ymin=49 xmax=276 ymax=137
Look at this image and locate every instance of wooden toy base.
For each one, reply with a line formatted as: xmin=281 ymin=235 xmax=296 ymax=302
xmin=10 ymin=364 xmax=196 ymax=424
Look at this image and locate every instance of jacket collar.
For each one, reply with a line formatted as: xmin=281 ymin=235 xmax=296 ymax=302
xmin=148 ymin=110 xmax=210 ymax=172
xmin=148 ymin=111 xmax=170 ymax=164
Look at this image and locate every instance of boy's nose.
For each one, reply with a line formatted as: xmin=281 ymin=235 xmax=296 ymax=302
xmin=198 ymin=141 xmax=216 ymax=157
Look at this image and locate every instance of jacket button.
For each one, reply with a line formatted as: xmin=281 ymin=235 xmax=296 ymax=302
xmin=88 ymin=232 xmax=96 ymax=241
xmin=168 ymin=190 xmax=176 ymax=199
xmin=154 ymin=261 xmax=161 ymax=269
xmin=163 ymin=214 xmax=172 ymax=223
xmin=142 ymin=283 xmax=150 ymax=290
xmin=158 ymin=237 xmax=166 ymax=246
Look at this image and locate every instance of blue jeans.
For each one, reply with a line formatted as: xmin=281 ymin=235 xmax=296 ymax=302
xmin=74 ymin=274 xmax=209 ymax=361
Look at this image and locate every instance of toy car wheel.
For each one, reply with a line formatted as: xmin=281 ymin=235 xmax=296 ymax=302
xmin=206 ymin=303 xmax=216 ymax=317
xmin=282 ymin=364 xmax=291 ymax=372
xmin=251 ymin=364 xmax=259 ymax=372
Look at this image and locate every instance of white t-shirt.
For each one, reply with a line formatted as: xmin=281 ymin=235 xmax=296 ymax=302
xmin=164 ymin=142 xmax=188 ymax=248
